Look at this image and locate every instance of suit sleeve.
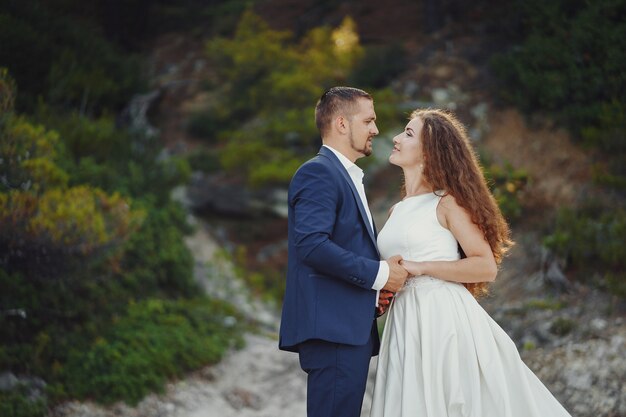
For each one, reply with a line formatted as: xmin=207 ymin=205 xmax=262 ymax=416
xmin=290 ymin=161 xmax=379 ymax=288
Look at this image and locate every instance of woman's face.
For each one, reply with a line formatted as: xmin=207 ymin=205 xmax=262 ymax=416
xmin=389 ymin=117 xmax=424 ymax=169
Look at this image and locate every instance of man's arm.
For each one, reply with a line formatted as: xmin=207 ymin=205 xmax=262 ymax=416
xmin=291 ymin=161 xmax=380 ymax=288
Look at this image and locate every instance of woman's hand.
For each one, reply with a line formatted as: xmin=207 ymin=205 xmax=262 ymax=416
xmin=400 ymin=260 xmax=425 ymax=277
xmin=376 ymin=290 xmax=395 ymax=316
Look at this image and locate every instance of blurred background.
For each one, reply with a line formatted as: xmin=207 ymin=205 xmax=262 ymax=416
xmin=0 ymin=0 xmax=624 ymax=416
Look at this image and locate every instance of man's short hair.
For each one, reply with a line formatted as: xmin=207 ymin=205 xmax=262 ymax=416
xmin=315 ymin=86 xmax=372 ymax=136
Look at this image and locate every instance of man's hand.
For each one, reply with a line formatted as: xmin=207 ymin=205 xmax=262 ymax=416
xmin=376 ymin=290 xmax=395 ymax=316
xmin=383 ymin=255 xmax=408 ymax=293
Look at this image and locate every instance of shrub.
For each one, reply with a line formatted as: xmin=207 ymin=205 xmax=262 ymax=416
xmin=0 ymin=74 xmax=219 ymax=414
xmin=62 ymin=297 xmax=244 ymax=405
xmin=118 ymin=201 xmax=196 ymax=298
xmin=349 ymin=43 xmax=407 ymax=89
xmin=491 ymin=0 xmax=626 ymax=136
xmin=491 ymin=0 xmax=625 ymax=294
xmin=186 ymin=149 xmax=222 ymax=173
xmin=199 ymin=12 xmax=370 ymax=185
xmin=0 ymin=2 xmax=143 ymax=113
xmin=482 ymin=160 xmax=528 ymax=221
xmin=0 ymin=388 xmax=46 ymax=417
xmin=550 ymin=317 xmax=576 ymax=336
xmin=543 ymin=206 xmax=626 ymax=296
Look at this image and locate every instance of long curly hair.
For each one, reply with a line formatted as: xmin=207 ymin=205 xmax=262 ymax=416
xmin=406 ymin=109 xmax=513 ymax=297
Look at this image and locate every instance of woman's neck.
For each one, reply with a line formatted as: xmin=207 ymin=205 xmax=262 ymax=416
xmin=403 ymin=167 xmax=433 ymax=197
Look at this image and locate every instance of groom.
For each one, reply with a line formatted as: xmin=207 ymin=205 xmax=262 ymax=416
xmin=279 ymin=86 xmax=408 ymax=417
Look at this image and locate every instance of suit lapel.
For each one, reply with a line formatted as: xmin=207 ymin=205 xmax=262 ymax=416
xmin=318 ymin=147 xmax=379 ymax=252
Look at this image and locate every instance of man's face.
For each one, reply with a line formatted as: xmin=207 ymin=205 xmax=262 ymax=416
xmin=347 ymin=98 xmax=379 ymax=158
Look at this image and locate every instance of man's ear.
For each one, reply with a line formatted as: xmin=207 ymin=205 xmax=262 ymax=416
xmin=334 ymin=115 xmax=348 ymax=135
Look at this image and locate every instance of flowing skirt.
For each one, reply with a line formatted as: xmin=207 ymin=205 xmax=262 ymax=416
xmin=370 ymin=277 xmax=571 ymax=417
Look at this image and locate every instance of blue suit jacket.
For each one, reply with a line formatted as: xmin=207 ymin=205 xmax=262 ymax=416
xmin=279 ymin=146 xmax=381 ymax=355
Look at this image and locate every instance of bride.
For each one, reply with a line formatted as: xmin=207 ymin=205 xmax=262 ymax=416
xmin=370 ymin=109 xmax=571 ymax=416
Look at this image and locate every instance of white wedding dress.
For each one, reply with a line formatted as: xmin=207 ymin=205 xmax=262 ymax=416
xmin=370 ymin=192 xmax=571 ymax=417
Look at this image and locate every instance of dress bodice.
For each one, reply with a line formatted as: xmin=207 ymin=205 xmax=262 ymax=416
xmin=377 ymin=192 xmax=460 ymax=263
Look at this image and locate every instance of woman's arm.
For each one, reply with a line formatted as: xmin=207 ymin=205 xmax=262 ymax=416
xmin=401 ymin=194 xmax=498 ymax=283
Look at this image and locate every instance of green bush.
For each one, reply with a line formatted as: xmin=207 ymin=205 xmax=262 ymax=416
xmin=491 ymin=0 xmax=625 ymax=294
xmin=118 ymin=201 xmax=196 ymax=298
xmin=349 ymin=43 xmax=407 ymax=89
xmin=544 ymin=206 xmax=626 ymax=296
xmin=491 ymin=0 xmax=626 ymax=136
xmin=0 ymin=3 xmax=143 ymax=113
xmin=0 ymin=388 xmax=46 ymax=417
xmin=186 ymin=149 xmax=222 ymax=173
xmin=198 ymin=12 xmax=375 ymax=185
xmin=32 ymin=104 xmax=191 ymax=203
xmin=550 ymin=317 xmax=576 ymax=336
xmin=62 ymin=298 xmax=244 ymax=405
xmin=0 ymin=73 xmax=236 ymax=413
xmin=482 ymin=159 xmax=528 ymax=221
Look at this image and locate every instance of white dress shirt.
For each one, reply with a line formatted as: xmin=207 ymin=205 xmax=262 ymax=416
xmin=323 ymin=145 xmax=389 ymax=294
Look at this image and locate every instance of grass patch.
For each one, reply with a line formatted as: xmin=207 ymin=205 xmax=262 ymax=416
xmin=61 ymin=297 xmax=245 ymax=405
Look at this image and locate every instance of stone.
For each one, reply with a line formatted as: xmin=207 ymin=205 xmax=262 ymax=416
xmin=0 ymin=372 xmax=18 ymax=391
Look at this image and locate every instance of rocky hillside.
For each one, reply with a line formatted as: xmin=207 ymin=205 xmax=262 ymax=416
xmin=50 ymin=2 xmax=625 ymax=416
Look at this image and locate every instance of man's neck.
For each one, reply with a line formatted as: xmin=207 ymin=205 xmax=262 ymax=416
xmin=322 ymin=140 xmax=359 ymax=163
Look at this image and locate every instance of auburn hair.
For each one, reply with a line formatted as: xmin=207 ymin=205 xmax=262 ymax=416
xmin=407 ymin=108 xmax=513 ymax=297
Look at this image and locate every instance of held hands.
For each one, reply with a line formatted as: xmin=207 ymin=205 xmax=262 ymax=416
xmin=376 ymin=255 xmax=409 ymax=317
xmin=383 ymin=255 xmax=409 ymax=293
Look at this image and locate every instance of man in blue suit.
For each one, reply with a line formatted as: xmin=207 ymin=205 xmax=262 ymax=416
xmin=279 ymin=86 xmax=408 ymax=417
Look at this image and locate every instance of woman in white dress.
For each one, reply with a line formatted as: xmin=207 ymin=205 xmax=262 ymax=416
xmin=370 ymin=109 xmax=571 ymax=417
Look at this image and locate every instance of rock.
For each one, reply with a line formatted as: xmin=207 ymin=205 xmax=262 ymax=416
xmin=433 ymin=64 xmax=454 ymax=79
xmin=402 ymin=80 xmax=419 ymax=98
xmin=540 ymin=247 xmax=570 ymax=293
xmin=469 ymin=102 xmax=490 ymax=141
xmin=591 ymin=318 xmax=608 ymax=330
xmin=430 ymin=84 xmax=469 ymax=110
xmin=0 ymin=371 xmax=18 ymax=391
xmin=119 ymin=90 xmax=161 ymax=138
xmin=223 ymin=388 xmax=262 ymax=410
xmin=431 ymin=88 xmax=450 ymax=105
xmin=544 ymin=260 xmax=570 ymax=292
xmin=185 ymin=173 xmax=288 ymax=219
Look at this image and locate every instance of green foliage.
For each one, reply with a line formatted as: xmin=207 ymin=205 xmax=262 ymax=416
xmin=32 ymin=105 xmax=191 ymax=203
xmin=1 ymin=74 xmax=241 ymax=411
xmin=62 ymin=297 xmax=244 ymax=405
xmin=230 ymin=246 xmax=285 ymax=302
xmin=522 ymin=340 xmax=536 ymax=351
xmin=583 ymin=101 xmax=626 ymax=192
xmin=550 ymin=317 xmax=576 ymax=336
xmin=0 ymin=67 xmax=16 ymax=113
xmin=492 ymin=0 xmax=626 ymax=134
xmin=492 ymin=0 xmax=626 ymax=294
xmin=0 ymin=3 xmax=143 ymax=113
xmin=0 ymin=387 xmax=46 ymax=417
xmin=492 ymin=0 xmax=626 ymax=197
xmin=119 ymin=201 xmax=196 ymax=297
xmin=543 ymin=206 xmax=626 ymax=296
xmin=0 ymin=109 xmax=145 ymax=274
xmin=0 ymin=112 xmax=67 ymax=193
xmin=1 ymin=187 xmax=144 ymax=268
xmin=482 ymin=160 xmax=528 ymax=221
xmin=349 ymin=43 xmax=407 ymax=89
xmin=524 ymin=299 xmax=566 ymax=311
xmin=197 ymin=11 xmax=369 ymax=185
xmin=186 ymin=148 xmax=221 ymax=173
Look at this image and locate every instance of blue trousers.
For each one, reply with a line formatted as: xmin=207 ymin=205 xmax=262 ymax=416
xmin=298 ymin=329 xmax=375 ymax=417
